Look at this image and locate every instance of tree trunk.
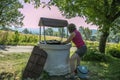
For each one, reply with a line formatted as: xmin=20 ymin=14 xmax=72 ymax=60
xmin=99 ymin=32 xmax=109 ymax=53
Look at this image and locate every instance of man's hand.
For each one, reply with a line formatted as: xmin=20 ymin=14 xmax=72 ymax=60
xmin=61 ymin=42 xmax=66 ymax=45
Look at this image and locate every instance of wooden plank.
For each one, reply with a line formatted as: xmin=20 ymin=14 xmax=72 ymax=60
xmin=22 ymin=46 xmax=47 ymax=79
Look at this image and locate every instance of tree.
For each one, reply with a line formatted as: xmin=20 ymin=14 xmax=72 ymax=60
xmin=0 ymin=26 xmax=11 ymax=31
xmin=0 ymin=0 xmax=24 ymax=28
xmin=23 ymin=0 xmax=41 ymax=8
xmin=53 ymin=31 xmax=59 ymax=37
xmin=86 ymin=27 xmax=92 ymax=40
xmin=115 ymin=33 xmax=120 ymax=43
xmin=50 ymin=0 xmax=120 ymax=53
xmin=79 ymin=26 xmax=92 ymax=40
xmin=44 ymin=28 xmax=53 ymax=36
xmin=79 ymin=26 xmax=85 ymax=39
xmin=23 ymin=0 xmax=120 ymax=53
xmin=22 ymin=28 xmax=30 ymax=34
xmin=58 ymin=28 xmax=65 ymax=37
xmin=108 ymin=31 xmax=120 ymax=43
xmin=14 ymin=30 xmax=19 ymax=43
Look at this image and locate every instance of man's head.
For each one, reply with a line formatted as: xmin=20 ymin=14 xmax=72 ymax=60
xmin=67 ymin=23 xmax=76 ymax=33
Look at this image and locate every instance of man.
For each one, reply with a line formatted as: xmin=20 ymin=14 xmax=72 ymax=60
xmin=62 ymin=23 xmax=87 ymax=78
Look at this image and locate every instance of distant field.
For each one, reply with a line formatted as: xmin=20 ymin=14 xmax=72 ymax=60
xmin=0 ymin=30 xmax=67 ymax=45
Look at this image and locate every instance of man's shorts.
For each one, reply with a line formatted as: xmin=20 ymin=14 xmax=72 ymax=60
xmin=75 ymin=45 xmax=87 ymax=57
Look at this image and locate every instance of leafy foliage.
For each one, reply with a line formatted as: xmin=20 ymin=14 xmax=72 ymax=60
xmin=106 ymin=43 xmax=120 ymax=58
xmin=14 ymin=31 xmax=20 ymax=43
xmin=51 ymin=0 xmax=120 ymax=29
xmin=22 ymin=28 xmax=32 ymax=34
xmin=50 ymin=0 xmax=120 ymax=53
xmin=109 ymin=49 xmax=120 ymax=58
xmin=44 ymin=28 xmax=53 ymax=36
xmin=83 ymin=46 xmax=108 ymax=62
xmin=0 ymin=0 xmax=24 ymax=27
xmin=24 ymin=0 xmax=41 ymax=8
xmin=79 ymin=26 xmax=92 ymax=40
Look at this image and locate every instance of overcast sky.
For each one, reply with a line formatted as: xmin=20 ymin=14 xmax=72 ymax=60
xmin=19 ymin=0 xmax=98 ymax=29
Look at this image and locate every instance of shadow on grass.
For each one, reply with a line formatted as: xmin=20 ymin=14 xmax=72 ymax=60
xmin=22 ymin=70 xmax=67 ymax=80
xmin=86 ymin=56 xmax=120 ymax=80
xmin=0 ymin=72 xmax=14 ymax=80
xmin=82 ymin=61 xmax=108 ymax=80
xmin=105 ymin=57 xmax=120 ymax=79
xmin=0 ymin=45 xmax=9 ymax=51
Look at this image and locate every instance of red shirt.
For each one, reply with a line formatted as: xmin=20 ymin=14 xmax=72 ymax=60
xmin=72 ymin=30 xmax=85 ymax=48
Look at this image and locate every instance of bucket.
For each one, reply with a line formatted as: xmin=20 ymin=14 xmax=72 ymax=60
xmin=77 ymin=66 xmax=88 ymax=79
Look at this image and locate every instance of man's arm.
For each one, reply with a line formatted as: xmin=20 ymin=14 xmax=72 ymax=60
xmin=62 ymin=32 xmax=75 ymax=44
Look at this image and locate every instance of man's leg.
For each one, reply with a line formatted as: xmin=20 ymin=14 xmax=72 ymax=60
xmin=70 ymin=53 xmax=78 ymax=73
xmin=77 ymin=55 xmax=81 ymax=66
xmin=65 ymin=53 xmax=80 ymax=79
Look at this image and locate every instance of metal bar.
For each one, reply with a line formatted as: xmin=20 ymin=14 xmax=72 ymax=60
xmin=67 ymin=28 xmax=68 ymax=39
xmin=43 ymin=26 xmax=46 ymax=43
xmin=39 ymin=26 xmax=41 ymax=42
xmin=61 ymin=28 xmax=63 ymax=42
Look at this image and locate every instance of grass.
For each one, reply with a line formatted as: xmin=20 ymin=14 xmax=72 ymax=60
xmin=0 ymin=52 xmax=30 ymax=80
xmin=0 ymin=52 xmax=120 ymax=80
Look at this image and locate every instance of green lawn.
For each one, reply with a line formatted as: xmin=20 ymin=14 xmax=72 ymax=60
xmin=0 ymin=52 xmax=120 ymax=80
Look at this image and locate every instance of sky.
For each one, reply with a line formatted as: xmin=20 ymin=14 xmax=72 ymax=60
xmin=19 ymin=0 xmax=98 ymax=30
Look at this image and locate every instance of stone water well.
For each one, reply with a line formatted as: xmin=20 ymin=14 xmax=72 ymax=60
xmin=38 ymin=17 xmax=71 ymax=76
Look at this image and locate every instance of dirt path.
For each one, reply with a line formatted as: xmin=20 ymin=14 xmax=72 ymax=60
xmin=0 ymin=45 xmax=33 ymax=53
xmin=0 ymin=45 xmax=76 ymax=53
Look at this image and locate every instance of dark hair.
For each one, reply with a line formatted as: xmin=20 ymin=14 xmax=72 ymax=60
xmin=67 ymin=23 xmax=76 ymax=33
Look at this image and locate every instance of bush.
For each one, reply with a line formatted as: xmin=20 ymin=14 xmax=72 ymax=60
xmin=83 ymin=47 xmax=107 ymax=62
xmin=107 ymin=48 xmax=120 ymax=58
xmin=14 ymin=31 xmax=20 ymax=43
xmin=0 ymin=30 xmax=39 ymax=45
xmin=0 ymin=31 xmax=9 ymax=44
xmin=106 ymin=44 xmax=120 ymax=59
